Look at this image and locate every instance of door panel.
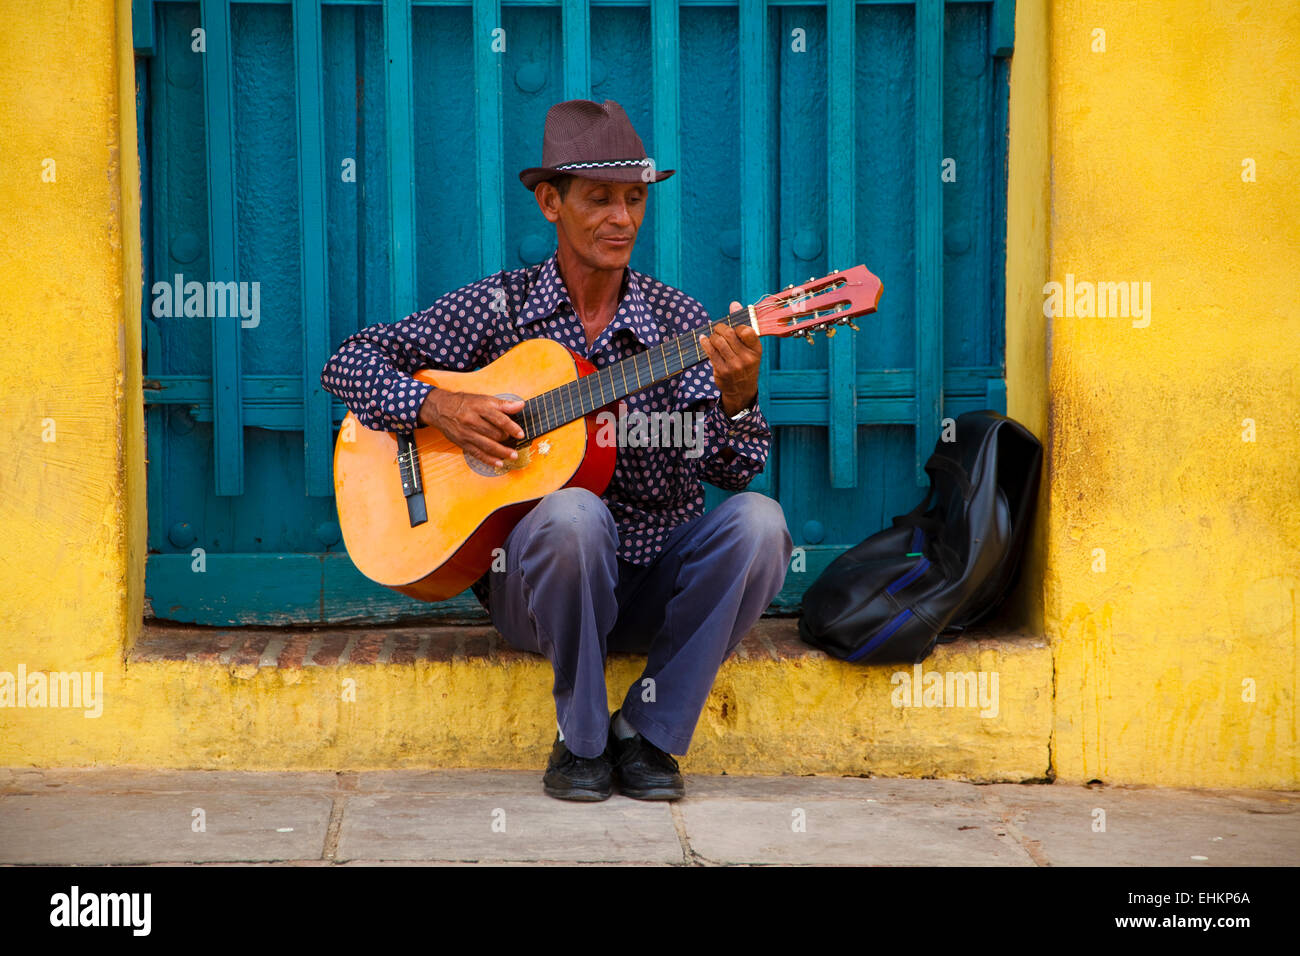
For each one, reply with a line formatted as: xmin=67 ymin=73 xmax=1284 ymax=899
xmin=137 ymin=0 xmax=1013 ymax=625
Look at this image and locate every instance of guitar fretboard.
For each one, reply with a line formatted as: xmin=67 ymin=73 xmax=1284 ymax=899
xmin=516 ymin=307 xmax=754 ymax=443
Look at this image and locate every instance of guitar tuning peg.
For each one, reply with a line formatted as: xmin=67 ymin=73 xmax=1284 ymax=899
xmin=848 ymin=321 xmax=859 ymax=331
xmin=804 ymin=332 xmax=815 ymax=344
xmin=825 ymin=327 xmax=836 ymax=338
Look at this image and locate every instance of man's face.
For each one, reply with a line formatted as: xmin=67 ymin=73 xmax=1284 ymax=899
xmin=536 ymin=177 xmax=647 ymax=272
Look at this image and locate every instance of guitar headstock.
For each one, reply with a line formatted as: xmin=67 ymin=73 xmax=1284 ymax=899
xmin=750 ymin=265 xmax=884 ymax=340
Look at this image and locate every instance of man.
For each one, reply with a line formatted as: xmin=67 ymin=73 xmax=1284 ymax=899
xmin=321 ymin=99 xmax=793 ymax=802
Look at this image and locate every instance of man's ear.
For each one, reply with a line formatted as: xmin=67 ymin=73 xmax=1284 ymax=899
xmin=534 ymin=182 xmax=561 ymax=224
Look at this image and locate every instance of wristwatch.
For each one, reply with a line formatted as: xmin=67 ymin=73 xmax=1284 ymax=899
xmin=728 ymin=400 xmax=755 ymax=422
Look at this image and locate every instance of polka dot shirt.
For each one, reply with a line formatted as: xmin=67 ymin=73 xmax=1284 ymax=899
xmin=320 ymin=250 xmax=773 ymax=607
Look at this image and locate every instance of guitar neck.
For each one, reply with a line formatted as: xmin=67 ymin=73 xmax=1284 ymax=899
xmin=516 ymin=307 xmax=755 ymax=442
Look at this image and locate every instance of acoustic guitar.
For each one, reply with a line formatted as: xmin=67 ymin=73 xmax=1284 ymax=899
xmin=333 ymin=265 xmax=884 ymax=601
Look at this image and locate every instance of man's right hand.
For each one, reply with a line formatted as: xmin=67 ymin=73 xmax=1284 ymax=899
xmin=419 ymin=388 xmax=526 ymax=469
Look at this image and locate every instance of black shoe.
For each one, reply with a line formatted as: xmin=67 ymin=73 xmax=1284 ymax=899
xmin=542 ymin=733 xmax=613 ymax=801
xmin=607 ymin=710 xmax=685 ymax=801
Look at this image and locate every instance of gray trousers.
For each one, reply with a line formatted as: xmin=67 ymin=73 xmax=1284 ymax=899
xmin=487 ymin=487 xmax=793 ymax=758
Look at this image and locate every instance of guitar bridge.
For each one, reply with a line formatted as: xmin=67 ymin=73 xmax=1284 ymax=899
xmin=395 ymin=433 xmax=428 ymax=527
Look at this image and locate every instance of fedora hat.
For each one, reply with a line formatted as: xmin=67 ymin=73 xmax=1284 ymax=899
xmin=519 ymin=99 xmax=675 ymax=191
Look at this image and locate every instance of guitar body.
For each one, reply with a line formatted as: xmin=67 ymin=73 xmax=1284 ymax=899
xmin=333 ymin=337 xmax=617 ymax=601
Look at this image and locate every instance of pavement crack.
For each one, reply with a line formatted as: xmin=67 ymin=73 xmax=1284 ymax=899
xmin=669 ymin=801 xmax=705 ymax=866
xmin=981 ymin=791 xmax=1051 ymax=867
xmin=322 ymin=794 xmax=347 ymax=863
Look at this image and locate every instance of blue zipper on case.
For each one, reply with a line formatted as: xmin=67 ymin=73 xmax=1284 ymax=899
xmin=847 ymin=608 xmax=914 ymax=662
xmin=887 ymin=526 xmax=931 ymax=595
xmin=844 ymin=527 xmax=930 ymax=662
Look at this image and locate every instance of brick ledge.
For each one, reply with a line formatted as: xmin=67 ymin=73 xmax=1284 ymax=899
xmin=130 ymin=617 xmax=1045 ymax=670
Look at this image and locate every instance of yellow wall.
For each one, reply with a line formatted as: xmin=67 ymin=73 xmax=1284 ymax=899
xmin=1041 ymin=0 xmax=1299 ymax=787
xmin=0 ymin=0 xmax=1294 ymax=788
xmin=0 ymin=0 xmax=145 ymax=713
xmin=1004 ymin=0 xmax=1051 ymax=636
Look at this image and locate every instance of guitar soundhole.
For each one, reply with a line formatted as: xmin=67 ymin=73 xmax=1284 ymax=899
xmin=464 ymin=392 xmax=528 ymax=477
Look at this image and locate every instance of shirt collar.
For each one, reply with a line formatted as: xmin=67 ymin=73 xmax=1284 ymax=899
xmin=517 ymin=251 xmax=662 ymax=350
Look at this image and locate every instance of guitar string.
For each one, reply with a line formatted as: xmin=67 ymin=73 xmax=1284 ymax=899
xmin=401 ymin=327 xmax=712 ymax=479
xmin=403 ymin=328 xmax=713 ymax=466
xmin=398 ymin=289 xmax=850 ymax=465
xmin=513 ymin=295 xmax=845 ymax=439
xmin=402 ymin=307 xmax=754 ymax=460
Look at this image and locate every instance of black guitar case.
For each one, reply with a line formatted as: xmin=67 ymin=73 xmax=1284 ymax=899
xmin=798 ymin=410 xmax=1042 ymax=664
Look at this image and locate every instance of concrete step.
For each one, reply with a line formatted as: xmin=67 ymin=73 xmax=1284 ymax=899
xmin=119 ymin=617 xmax=1052 ymax=780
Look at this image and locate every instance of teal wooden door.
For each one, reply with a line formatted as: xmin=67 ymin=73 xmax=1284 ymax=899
xmin=135 ymin=0 xmax=1013 ymax=626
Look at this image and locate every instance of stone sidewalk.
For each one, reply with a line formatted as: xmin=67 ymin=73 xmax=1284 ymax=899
xmin=0 ymin=768 xmax=1295 ymax=866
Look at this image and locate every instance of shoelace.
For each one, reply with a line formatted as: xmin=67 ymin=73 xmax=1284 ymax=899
xmin=618 ymin=734 xmax=678 ymax=773
xmin=558 ymin=748 xmax=608 ymax=772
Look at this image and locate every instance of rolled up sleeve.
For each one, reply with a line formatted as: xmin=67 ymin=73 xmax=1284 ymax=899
xmin=320 ymin=286 xmax=496 ymax=432
xmin=693 ymin=396 xmax=772 ymax=490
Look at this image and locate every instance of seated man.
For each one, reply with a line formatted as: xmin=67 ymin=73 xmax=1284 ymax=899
xmin=321 ymin=98 xmax=793 ymax=802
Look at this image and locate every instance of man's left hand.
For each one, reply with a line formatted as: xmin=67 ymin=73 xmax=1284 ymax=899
xmin=700 ymin=299 xmax=761 ymax=417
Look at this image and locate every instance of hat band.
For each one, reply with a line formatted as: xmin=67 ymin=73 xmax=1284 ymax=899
xmin=553 ymin=158 xmax=651 ymax=171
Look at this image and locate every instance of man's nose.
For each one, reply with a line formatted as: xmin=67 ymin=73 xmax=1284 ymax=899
xmin=608 ymin=200 xmax=633 ymax=226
